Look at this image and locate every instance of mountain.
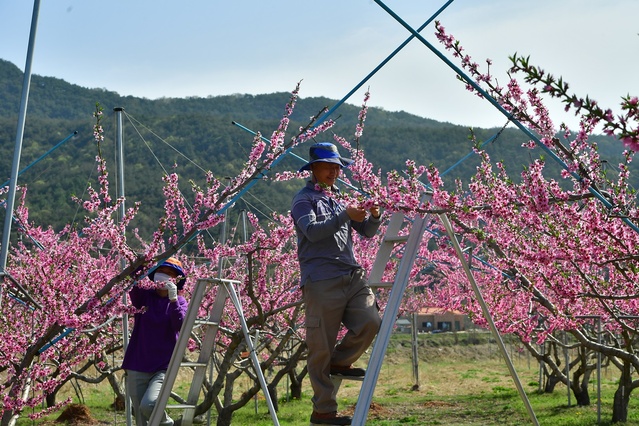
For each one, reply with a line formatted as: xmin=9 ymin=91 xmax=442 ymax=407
xmin=0 ymin=58 xmax=629 ymax=242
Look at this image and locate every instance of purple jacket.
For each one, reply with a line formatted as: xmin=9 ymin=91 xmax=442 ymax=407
xmin=122 ymin=286 xmax=188 ymax=373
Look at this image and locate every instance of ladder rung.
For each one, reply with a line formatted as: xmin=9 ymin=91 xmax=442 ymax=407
xmin=370 ymin=282 xmax=393 ymax=288
xmin=166 ymin=404 xmax=196 ymax=410
xmin=384 ymin=235 xmax=409 ymax=243
xmin=181 ymin=361 xmax=208 ymax=368
xmin=194 ymin=319 xmax=219 ymax=326
xmin=330 ymin=375 xmax=365 ymax=381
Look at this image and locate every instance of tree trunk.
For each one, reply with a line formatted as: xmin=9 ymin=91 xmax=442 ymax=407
xmin=107 ymin=373 xmax=126 ymax=411
xmin=289 ymin=363 xmax=307 ymax=400
xmin=0 ymin=412 xmax=18 ymax=426
xmin=216 ymin=372 xmax=237 ymax=426
xmin=216 ymin=409 xmax=233 ymax=426
xmin=612 ymin=360 xmax=632 ymax=423
xmin=573 ymin=387 xmax=590 ymax=406
xmin=1 ymin=371 xmax=32 ymax=426
xmin=46 ymin=391 xmax=57 ymax=408
xmin=289 ymin=369 xmax=302 ymax=400
xmin=268 ymin=384 xmax=278 ymax=412
xmin=571 ymin=362 xmax=592 ymax=406
xmin=544 ymin=373 xmax=562 ymax=393
xmin=222 ymin=372 xmax=236 ymax=409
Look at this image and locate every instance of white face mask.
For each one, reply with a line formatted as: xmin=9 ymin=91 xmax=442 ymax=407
xmin=153 ymin=272 xmax=172 ymax=283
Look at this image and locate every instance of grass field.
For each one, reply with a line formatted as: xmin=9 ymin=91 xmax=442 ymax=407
xmin=15 ymin=331 xmax=639 ymax=425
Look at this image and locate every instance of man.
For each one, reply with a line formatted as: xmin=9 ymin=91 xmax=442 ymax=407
xmin=291 ymin=142 xmax=382 ymax=425
xmin=122 ymin=257 xmax=188 ymax=426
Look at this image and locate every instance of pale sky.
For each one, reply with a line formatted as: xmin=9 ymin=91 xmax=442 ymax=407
xmin=1 ymin=0 xmax=637 ymax=130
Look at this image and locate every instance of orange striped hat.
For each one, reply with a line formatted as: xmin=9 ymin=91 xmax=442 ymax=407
xmin=149 ymin=257 xmax=186 ymax=289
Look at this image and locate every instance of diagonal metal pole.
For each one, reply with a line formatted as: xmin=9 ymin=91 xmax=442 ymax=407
xmin=159 ymin=0 xmax=457 ymax=259
xmin=0 ymin=131 xmax=78 ymax=253
xmin=225 ymin=281 xmax=280 ymax=426
xmin=0 ymin=0 xmax=41 ymax=307
xmin=373 ymin=0 xmax=639 ymax=234
xmin=439 ymin=213 xmax=539 ymax=425
xmin=218 ymin=0 xmax=456 ymax=218
xmin=313 ymin=0 xmax=455 ymax=125
xmin=0 ymin=131 xmax=78 ymax=189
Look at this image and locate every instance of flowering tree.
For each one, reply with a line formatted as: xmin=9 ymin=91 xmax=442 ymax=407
xmin=0 ymin=84 xmax=426 ymax=426
xmin=2 ymin=19 xmax=639 ymax=426
xmin=0 ymin=87 xmax=339 ymax=425
xmin=401 ymin=21 xmax=639 ymax=422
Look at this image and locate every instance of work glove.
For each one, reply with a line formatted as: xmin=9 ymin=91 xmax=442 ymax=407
xmin=165 ymin=281 xmax=178 ymax=302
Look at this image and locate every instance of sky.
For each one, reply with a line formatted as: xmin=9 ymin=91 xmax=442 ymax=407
xmin=0 ymin=0 xmax=638 ymax=131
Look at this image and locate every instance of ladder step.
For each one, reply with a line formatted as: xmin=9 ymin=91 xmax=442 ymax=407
xmin=166 ymin=404 xmax=196 ymax=410
xmin=370 ymin=282 xmax=393 ymax=288
xmin=330 ymin=375 xmax=365 ymax=381
xmin=194 ymin=319 xmax=219 ymax=326
xmin=384 ymin=234 xmax=409 ymax=243
xmin=181 ymin=361 xmax=208 ymax=368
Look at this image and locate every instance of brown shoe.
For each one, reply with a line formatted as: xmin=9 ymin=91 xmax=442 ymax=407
xmin=310 ymin=410 xmax=352 ymax=425
xmin=330 ymin=365 xmax=366 ymax=377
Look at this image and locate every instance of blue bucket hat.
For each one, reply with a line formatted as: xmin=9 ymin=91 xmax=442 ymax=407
xmin=298 ymin=142 xmax=354 ymax=172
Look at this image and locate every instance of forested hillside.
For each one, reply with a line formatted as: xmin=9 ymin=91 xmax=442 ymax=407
xmin=0 ymin=58 xmax=629 ymax=241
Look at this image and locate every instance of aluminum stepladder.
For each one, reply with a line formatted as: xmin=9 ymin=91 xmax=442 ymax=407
xmin=313 ymin=210 xmax=420 ymax=426
xmin=350 ymin=208 xmax=433 ymax=425
xmin=349 ymin=207 xmax=539 ymax=425
xmin=148 ymin=277 xmax=280 ymax=426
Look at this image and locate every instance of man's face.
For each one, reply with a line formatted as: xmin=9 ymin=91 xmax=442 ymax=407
xmin=311 ymin=162 xmax=340 ymax=187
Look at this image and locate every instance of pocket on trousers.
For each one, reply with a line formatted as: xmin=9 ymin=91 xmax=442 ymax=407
xmin=306 ymin=315 xmax=320 ymax=328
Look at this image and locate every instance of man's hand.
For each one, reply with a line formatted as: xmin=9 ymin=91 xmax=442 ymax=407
xmin=369 ymin=205 xmax=381 ymax=219
xmin=346 ymin=205 xmax=367 ymax=222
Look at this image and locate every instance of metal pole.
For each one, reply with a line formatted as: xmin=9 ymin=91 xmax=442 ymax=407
xmin=225 ymin=281 xmax=280 ymax=426
xmin=372 ymin=0 xmax=639 ymax=235
xmin=115 ymin=107 xmax=126 ymax=220
xmin=312 ymin=0 xmax=455 ymax=126
xmin=411 ymin=312 xmax=419 ymax=390
xmin=0 ymin=0 xmax=41 ymax=305
xmin=564 ymin=331 xmax=571 ymax=407
xmin=0 ymin=131 xmax=78 ymax=189
xmin=597 ymin=317 xmax=601 ymax=424
xmin=254 ymin=329 xmax=260 ymax=415
xmin=241 ymin=209 xmax=247 ymax=243
xmin=439 ymin=213 xmax=539 ymax=425
xmin=538 ymin=343 xmax=544 ymax=393
xmin=114 ymin=107 xmax=132 ymax=426
xmin=205 ymin=193 xmax=231 ymax=426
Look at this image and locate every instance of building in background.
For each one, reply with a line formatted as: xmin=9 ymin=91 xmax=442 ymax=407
xmin=413 ymin=307 xmax=468 ymax=333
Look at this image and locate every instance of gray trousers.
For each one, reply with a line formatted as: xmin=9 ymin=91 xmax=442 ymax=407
xmin=303 ymin=268 xmax=381 ymax=413
xmin=126 ymin=369 xmax=174 ymax=426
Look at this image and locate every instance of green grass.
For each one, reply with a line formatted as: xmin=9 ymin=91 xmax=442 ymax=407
xmin=15 ymin=332 xmax=639 ymax=425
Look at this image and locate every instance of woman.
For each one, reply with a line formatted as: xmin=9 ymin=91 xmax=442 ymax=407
xmin=122 ymin=257 xmax=188 ymax=426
